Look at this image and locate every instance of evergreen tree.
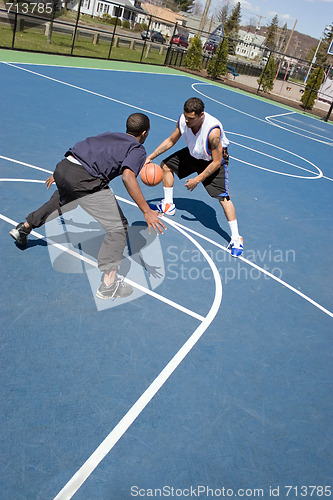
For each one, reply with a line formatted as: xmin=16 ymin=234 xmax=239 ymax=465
xmin=301 ymin=67 xmax=325 ymax=109
xmin=223 ymin=1 xmax=241 ymax=55
xmin=265 ymin=14 xmax=279 ymax=50
xmin=184 ymin=36 xmax=203 ymax=71
xmin=257 ymin=55 xmax=276 ymax=92
xmin=207 ymin=37 xmax=229 ymax=79
xmin=224 ymin=1 xmax=241 ymax=36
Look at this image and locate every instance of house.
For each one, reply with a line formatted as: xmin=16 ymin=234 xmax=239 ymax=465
xmin=179 ymin=13 xmax=222 ymax=43
xmin=67 ymin=0 xmax=146 ymax=25
xmin=235 ymin=29 xmax=266 ymax=60
xmin=137 ymin=4 xmax=186 ymax=38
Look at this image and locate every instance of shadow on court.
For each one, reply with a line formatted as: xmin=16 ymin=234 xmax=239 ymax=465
xmin=149 ymin=197 xmax=230 ymax=244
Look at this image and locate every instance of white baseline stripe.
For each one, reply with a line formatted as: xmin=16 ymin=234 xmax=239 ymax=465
xmin=0 ymin=179 xmax=45 ymax=183
xmin=1 ymin=213 xmax=204 ymax=321
xmin=3 ymin=63 xmax=176 ymax=123
xmin=0 ymin=155 xmax=53 ymax=174
xmin=53 ymin=214 xmax=222 ymax=500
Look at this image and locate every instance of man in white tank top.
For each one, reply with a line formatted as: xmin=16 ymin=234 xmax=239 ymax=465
xmin=146 ymin=97 xmax=243 ymax=257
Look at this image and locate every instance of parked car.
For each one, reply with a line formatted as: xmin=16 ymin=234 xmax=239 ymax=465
xmin=141 ymin=30 xmax=166 ymax=44
xmin=203 ymin=40 xmax=218 ymax=53
xmin=170 ymin=34 xmax=189 ymax=48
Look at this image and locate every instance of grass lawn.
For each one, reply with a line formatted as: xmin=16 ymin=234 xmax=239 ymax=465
xmin=0 ymin=21 xmax=167 ymax=64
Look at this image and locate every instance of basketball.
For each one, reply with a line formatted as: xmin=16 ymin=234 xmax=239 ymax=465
xmin=140 ymin=163 xmax=163 ymax=186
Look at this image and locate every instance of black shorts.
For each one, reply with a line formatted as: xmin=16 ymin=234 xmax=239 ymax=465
xmin=163 ymin=147 xmax=230 ymax=199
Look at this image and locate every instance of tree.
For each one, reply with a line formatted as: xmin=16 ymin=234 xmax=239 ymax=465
xmin=316 ymin=23 xmax=333 ymax=67
xmin=215 ymin=1 xmax=230 ymax=25
xmin=184 ymin=36 xmax=203 ymax=70
xmin=224 ymin=1 xmax=241 ymax=36
xmin=301 ymin=67 xmax=325 ymax=109
xmin=257 ymin=55 xmax=276 ymax=92
xmin=173 ymin=0 xmax=195 ymax=12
xmin=278 ymin=22 xmax=288 ymax=53
xmin=223 ymin=1 xmax=241 ymax=55
xmin=265 ymin=14 xmax=279 ymax=50
xmin=207 ymin=37 xmax=229 ymax=79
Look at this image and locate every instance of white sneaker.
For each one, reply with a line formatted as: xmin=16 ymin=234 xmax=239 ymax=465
xmin=152 ymin=199 xmax=176 ymax=216
xmin=228 ymin=236 xmax=243 ymax=257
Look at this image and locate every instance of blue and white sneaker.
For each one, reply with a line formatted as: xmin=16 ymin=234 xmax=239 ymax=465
xmin=228 ymin=236 xmax=243 ymax=257
xmin=150 ymin=199 xmax=176 ymax=216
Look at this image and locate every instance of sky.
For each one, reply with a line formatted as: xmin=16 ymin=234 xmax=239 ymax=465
xmin=203 ymin=0 xmax=333 ymax=40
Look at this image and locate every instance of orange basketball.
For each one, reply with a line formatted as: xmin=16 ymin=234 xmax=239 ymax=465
xmin=140 ymin=163 xmax=163 ymax=186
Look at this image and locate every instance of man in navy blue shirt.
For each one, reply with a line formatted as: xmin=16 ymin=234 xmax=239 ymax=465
xmin=10 ymin=113 xmax=166 ymax=300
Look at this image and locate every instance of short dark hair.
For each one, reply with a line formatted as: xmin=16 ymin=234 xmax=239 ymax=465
xmin=184 ymin=97 xmax=205 ymax=115
xmin=126 ymin=113 xmax=150 ymax=136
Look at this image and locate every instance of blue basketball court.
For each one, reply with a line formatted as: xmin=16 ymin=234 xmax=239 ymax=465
xmin=1 ymin=51 xmax=332 ymax=499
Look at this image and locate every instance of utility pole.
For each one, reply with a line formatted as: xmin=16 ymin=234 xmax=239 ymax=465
xmin=274 ymin=19 xmax=297 ymax=80
xmin=199 ymin=0 xmax=211 ymax=36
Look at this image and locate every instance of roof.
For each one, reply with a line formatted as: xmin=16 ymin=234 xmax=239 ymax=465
xmin=141 ymin=3 xmax=185 ymax=24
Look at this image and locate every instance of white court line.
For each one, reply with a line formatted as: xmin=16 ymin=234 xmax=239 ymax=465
xmin=229 ymin=138 xmax=322 ymax=179
xmin=265 ymin=112 xmax=333 ymax=144
xmin=192 ymin=83 xmax=333 ymax=146
xmin=0 ymin=179 xmax=45 ymax=183
xmin=2 ymin=62 xmax=176 ymax=123
xmin=115 ymin=196 xmax=333 ymax=319
xmin=52 ymin=212 xmax=222 ymax=500
xmin=0 ymin=60 xmax=188 ymax=76
xmin=167 ymin=218 xmax=333 ymax=320
xmin=1 ymin=158 xmax=332 ymax=317
xmin=0 ymin=155 xmax=53 ymax=174
xmin=1 ymin=213 xmax=204 ymax=322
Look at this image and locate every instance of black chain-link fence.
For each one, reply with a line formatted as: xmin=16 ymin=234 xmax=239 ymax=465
xmin=1 ymin=1 xmax=332 ymax=120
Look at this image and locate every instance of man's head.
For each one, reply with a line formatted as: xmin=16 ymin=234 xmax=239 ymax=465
xmin=183 ymin=97 xmax=205 ymax=131
xmin=126 ymin=113 xmax=150 ymax=143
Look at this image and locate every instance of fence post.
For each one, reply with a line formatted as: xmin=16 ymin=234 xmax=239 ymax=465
xmin=140 ymin=14 xmax=153 ymax=63
xmin=71 ymin=0 xmax=83 ymax=55
xmin=108 ymin=13 xmax=121 ymax=58
xmin=11 ymin=8 xmax=18 ymax=49
xmin=164 ymin=22 xmax=178 ymax=66
xmin=324 ymin=100 xmax=333 ymax=122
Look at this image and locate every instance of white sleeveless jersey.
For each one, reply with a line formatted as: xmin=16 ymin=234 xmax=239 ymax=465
xmin=178 ymin=112 xmax=229 ymax=161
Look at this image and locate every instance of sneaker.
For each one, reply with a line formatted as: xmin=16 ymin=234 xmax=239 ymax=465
xmin=96 ymin=275 xmax=133 ymax=300
xmin=9 ymin=222 xmax=31 ymax=247
xmin=150 ymin=199 xmax=176 ymax=216
xmin=228 ymin=236 xmax=243 ymax=257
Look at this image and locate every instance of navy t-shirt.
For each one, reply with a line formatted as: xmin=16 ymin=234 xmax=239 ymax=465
xmin=67 ymin=132 xmax=146 ymax=182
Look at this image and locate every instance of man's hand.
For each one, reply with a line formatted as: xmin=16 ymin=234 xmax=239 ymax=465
xmin=45 ymin=175 xmax=54 ymax=189
xmin=185 ymin=177 xmax=200 ymax=191
xmin=144 ymin=208 xmax=166 ymax=235
xmin=144 ymin=156 xmax=154 ymax=166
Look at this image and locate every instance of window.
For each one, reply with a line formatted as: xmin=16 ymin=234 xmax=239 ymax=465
xmin=113 ymin=6 xmax=123 ymax=17
xmin=97 ymin=2 xmax=109 ymax=14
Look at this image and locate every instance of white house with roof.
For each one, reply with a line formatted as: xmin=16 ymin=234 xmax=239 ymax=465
xmin=235 ymin=29 xmax=266 ymax=60
xmin=137 ymin=4 xmax=186 ymax=38
xmin=67 ymin=0 xmax=145 ymax=24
